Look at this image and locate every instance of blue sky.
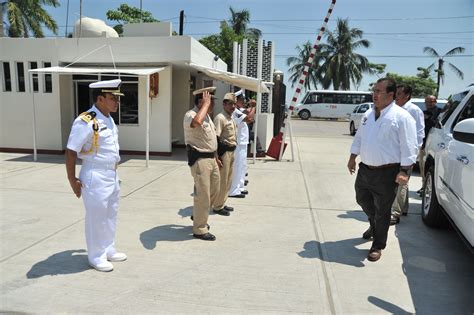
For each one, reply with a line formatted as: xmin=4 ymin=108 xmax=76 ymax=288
xmin=41 ymin=0 xmax=473 ymax=99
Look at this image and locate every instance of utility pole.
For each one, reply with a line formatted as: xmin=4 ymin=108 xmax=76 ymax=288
xmin=140 ymin=0 xmax=143 ymax=22
xmin=179 ymin=10 xmax=184 ymax=35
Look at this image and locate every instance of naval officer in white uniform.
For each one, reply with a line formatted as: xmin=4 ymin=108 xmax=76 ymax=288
xmin=65 ymin=79 xmax=127 ymax=272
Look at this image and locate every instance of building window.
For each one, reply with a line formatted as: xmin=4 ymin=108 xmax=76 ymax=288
xmin=43 ymin=62 xmax=52 ymax=93
xmin=118 ymin=82 xmax=139 ymax=125
xmin=29 ymin=62 xmax=39 ymax=92
xmin=16 ymin=62 xmax=25 ymax=92
xmin=2 ymin=62 xmax=12 ymax=92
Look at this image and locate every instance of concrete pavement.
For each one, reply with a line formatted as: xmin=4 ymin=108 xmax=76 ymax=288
xmin=1 ymin=120 xmax=472 ymax=314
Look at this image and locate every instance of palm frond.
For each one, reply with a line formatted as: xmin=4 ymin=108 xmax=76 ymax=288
xmin=447 ymin=62 xmax=464 ymax=79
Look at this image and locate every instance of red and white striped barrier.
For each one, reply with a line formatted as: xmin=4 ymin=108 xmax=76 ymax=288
xmin=267 ymin=0 xmax=337 ymax=160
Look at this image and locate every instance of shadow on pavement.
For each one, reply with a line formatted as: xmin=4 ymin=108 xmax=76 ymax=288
xmin=298 ymin=239 xmax=368 ymax=267
xmin=26 ymin=249 xmax=89 ymax=278
xmin=337 ymin=210 xmax=367 ymax=222
xmin=368 ymin=296 xmax=411 ymax=314
xmin=178 ymin=206 xmax=193 ymax=218
xmin=140 ymin=224 xmax=193 ymax=250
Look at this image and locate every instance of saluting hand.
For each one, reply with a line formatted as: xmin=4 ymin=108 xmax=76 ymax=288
xmin=69 ymin=177 xmax=83 ymax=198
xmin=202 ymin=91 xmax=211 ymax=107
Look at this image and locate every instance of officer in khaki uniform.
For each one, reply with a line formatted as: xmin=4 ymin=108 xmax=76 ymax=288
xmin=213 ymin=93 xmax=238 ymax=215
xmin=183 ymin=87 xmax=221 ymax=241
xmin=66 ymin=79 xmax=127 ymax=272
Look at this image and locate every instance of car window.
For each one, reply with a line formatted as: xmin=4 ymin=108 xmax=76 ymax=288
xmin=442 ymin=91 xmax=469 ymax=125
xmin=452 ymin=95 xmax=474 ymax=131
xmin=358 ymin=104 xmax=369 ymax=113
xmin=304 ymin=93 xmax=318 ymax=104
xmin=352 ymin=105 xmax=359 ymax=113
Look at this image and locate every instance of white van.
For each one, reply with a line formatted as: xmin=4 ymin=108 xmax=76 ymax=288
xmin=293 ymin=90 xmax=373 ymax=120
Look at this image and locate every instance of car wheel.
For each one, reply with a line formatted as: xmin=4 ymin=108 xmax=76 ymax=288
xmin=421 ymin=166 xmax=448 ymax=228
xmin=350 ymin=122 xmax=356 ymax=136
xmin=299 ymin=110 xmax=310 ymax=120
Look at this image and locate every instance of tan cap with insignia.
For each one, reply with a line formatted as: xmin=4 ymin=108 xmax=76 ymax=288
xmin=192 ymin=86 xmax=217 ymax=97
xmin=223 ymin=92 xmax=236 ymax=103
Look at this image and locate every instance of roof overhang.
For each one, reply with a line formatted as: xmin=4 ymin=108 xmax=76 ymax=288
xmin=188 ymin=63 xmax=270 ymax=93
xmin=28 ymin=66 xmax=165 ymax=76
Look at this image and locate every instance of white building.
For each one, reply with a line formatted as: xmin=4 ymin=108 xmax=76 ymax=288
xmin=0 ymin=22 xmax=270 ymax=157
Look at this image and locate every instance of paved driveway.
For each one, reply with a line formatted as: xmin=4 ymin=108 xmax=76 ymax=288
xmin=0 ymin=118 xmax=472 ymax=314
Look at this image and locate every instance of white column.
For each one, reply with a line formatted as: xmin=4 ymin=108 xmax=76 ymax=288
xmin=145 ymin=75 xmax=150 ymax=167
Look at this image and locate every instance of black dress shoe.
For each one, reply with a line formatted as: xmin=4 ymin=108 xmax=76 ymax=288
xmin=390 ymin=215 xmax=400 ymax=225
xmin=240 ymin=190 xmax=248 ymax=195
xmin=362 ymin=227 xmax=373 ymax=240
xmin=189 ymin=216 xmax=210 ymax=230
xmin=245 ymin=173 xmax=248 ymax=176
xmin=229 ymin=194 xmax=245 ymax=198
xmin=224 ymin=205 xmax=234 ymax=211
xmin=193 ymin=233 xmax=216 ymax=241
xmin=402 ymin=211 xmax=408 ymax=216
xmin=213 ymin=209 xmax=230 ymax=216
xmin=244 ymin=180 xmax=249 ymax=185
xmin=416 ymin=188 xmax=424 ymax=196
xmin=368 ymin=248 xmax=382 ymax=262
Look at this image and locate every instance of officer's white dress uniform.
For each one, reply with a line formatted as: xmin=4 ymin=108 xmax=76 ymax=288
xmin=229 ymin=108 xmax=248 ymax=196
xmin=67 ymin=80 xmax=122 ymax=268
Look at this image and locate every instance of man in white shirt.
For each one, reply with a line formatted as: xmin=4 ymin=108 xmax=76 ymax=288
xmin=347 ymin=78 xmax=417 ymax=262
xmin=66 ymin=79 xmax=127 ymax=272
xmin=390 ymin=84 xmax=424 ymax=224
xmin=229 ymin=93 xmax=255 ymax=198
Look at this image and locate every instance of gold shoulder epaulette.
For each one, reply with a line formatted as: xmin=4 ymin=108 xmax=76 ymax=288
xmin=79 ymin=111 xmax=97 ymax=124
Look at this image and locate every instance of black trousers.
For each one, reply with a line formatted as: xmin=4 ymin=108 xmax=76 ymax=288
xmin=355 ymin=163 xmax=399 ymax=250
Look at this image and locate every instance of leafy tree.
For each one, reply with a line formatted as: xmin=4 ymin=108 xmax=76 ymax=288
xmin=5 ymin=0 xmax=59 ymax=37
xmin=318 ymin=18 xmax=372 ymax=90
xmin=199 ymin=6 xmax=261 ymax=71
xmin=416 ymin=66 xmax=431 ymax=79
xmin=228 ymin=7 xmax=261 ymax=41
xmin=106 ymin=4 xmax=159 ymax=35
xmin=199 ymin=21 xmax=244 ymax=71
xmin=423 ymin=46 xmax=465 ymax=97
xmin=385 ymin=72 xmax=437 ymax=97
xmin=286 ymin=41 xmax=324 ymax=90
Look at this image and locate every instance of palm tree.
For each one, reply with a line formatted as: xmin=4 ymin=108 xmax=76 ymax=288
xmin=423 ymin=46 xmax=465 ymax=97
xmin=228 ymin=6 xmax=261 ymax=41
xmin=318 ymin=18 xmax=372 ymax=90
xmin=5 ymin=0 xmax=59 ymax=38
xmin=286 ymin=41 xmax=324 ymax=90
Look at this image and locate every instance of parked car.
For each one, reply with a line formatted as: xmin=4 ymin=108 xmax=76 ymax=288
xmin=348 ymin=102 xmax=373 ymax=135
xmin=410 ymin=98 xmax=447 ymax=111
xmin=421 ymin=86 xmax=473 ymax=251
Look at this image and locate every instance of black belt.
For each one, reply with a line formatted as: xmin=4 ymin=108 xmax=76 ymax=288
xmin=361 ymin=162 xmax=400 ymax=170
xmin=217 ymin=142 xmax=236 ymax=157
xmin=186 ymin=145 xmax=215 ymax=167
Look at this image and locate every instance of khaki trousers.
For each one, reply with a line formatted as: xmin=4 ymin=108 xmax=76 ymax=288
xmin=214 ymin=150 xmax=234 ymax=210
xmin=391 ymin=183 xmax=409 ymax=218
xmin=190 ymin=157 xmax=220 ymax=235
xmin=419 ymin=149 xmax=426 ymax=181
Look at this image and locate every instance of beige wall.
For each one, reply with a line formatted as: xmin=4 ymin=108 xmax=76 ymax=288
xmin=171 ymin=68 xmax=191 ymax=144
xmin=59 ymin=75 xmax=75 ymax=147
xmin=118 ymin=66 xmax=173 ymax=153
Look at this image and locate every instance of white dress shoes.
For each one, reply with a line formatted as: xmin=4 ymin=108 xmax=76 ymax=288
xmin=107 ymin=252 xmax=127 ymax=262
xmin=89 ymin=261 xmax=114 ymax=272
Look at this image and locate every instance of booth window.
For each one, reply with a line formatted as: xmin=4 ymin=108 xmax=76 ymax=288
xmin=16 ymin=62 xmax=25 ymax=92
xmin=29 ymin=62 xmax=39 ymax=92
xmin=2 ymin=62 xmax=12 ymax=92
xmin=43 ymin=62 xmax=52 ymax=93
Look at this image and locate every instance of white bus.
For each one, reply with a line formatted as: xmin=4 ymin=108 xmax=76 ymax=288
xmin=294 ymin=90 xmax=373 ymax=120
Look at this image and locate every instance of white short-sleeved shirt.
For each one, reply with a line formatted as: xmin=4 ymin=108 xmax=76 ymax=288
xmin=350 ymin=102 xmax=418 ymax=167
xmin=232 ymin=108 xmax=249 ymax=145
xmin=67 ymin=105 xmax=120 ymax=164
xmin=402 ymin=101 xmax=425 ymax=148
